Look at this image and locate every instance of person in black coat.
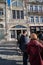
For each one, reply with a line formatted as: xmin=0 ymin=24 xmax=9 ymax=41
xmin=38 ymin=32 xmax=43 ymax=41
xmin=20 ymin=30 xmax=29 ymax=65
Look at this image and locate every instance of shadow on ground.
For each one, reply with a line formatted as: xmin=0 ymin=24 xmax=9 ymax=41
xmin=0 ymin=57 xmax=22 ymax=65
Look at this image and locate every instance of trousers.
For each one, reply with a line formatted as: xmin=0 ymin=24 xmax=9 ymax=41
xmin=23 ymin=52 xmax=28 ymax=65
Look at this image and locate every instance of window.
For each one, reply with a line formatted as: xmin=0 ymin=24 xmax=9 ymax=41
xmin=33 ymin=5 xmax=35 ymax=12
xmin=21 ymin=11 xmax=24 ymax=19
xmin=30 ymin=5 xmax=33 ymax=12
xmin=41 ymin=17 xmax=43 ymax=22
xmin=17 ymin=10 xmax=20 ymax=19
xmin=12 ymin=0 xmax=23 ymax=7
xmin=12 ymin=10 xmax=24 ymax=19
xmin=39 ymin=5 xmax=42 ymax=12
xmin=0 ymin=29 xmax=4 ymax=39
xmin=40 ymin=16 xmax=43 ymax=23
xmin=35 ymin=16 xmax=39 ymax=22
xmin=12 ymin=1 xmax=17 ymax=6
xmin=11 ymin=30 xmax=15 ymax=38
xmin=17 ymin=0 xmax=23 ymax=7
xmin=35 ymin=5 xmax=38 ymax=12
xmin=30 ymin=16 xmax=34 ymax=22
xmin=0 ymin=9 xmax=3 ymax=16
xmin=12 ymin=10 xmax=16 ymax=19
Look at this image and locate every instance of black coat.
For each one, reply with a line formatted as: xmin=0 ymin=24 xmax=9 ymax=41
xmin=19 ymin=35 xmax=27 ymax=52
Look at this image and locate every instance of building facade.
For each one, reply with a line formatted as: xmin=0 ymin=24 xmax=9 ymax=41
xmin=25 ymin=0 xmax=43 ymax=34
xmin=7 ymin=0 xmax=28 ymax=41
xmin=0 ymin=0 xmax=7 ymax=39
xmin=0 ymin=0 xmax=43 ymax=41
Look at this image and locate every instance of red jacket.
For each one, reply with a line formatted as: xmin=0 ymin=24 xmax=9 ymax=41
xmin=27 ymin=39 xmax=43 ymax=65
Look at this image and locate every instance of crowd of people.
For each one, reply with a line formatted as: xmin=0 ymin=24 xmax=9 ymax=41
xmin=17 ymin=30 xmax=43 ymax=65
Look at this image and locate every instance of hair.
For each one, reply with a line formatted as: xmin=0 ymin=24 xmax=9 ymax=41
xmin=30 ymin=33 xmax=37 ymax=40
xmin=23 ymin=30 xmax=27 ymax=34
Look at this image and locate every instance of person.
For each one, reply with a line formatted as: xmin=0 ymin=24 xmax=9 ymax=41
xmin=19 ymin=30 xmax=29 ymax=65
xmin=38 ymin=31 xmax=43 ymax=40
xmin=27 ymin=33 xmax=43 ymax=65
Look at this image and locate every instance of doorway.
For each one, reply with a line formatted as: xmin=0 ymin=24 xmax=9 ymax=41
xmin=17 ymin=30 xmax=21 ymax=39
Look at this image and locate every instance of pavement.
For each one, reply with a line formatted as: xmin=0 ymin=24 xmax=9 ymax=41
xmin=0 ymin=40 xmax=30 ymax=65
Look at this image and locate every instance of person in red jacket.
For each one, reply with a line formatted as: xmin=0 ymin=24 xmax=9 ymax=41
xmin=27 ymin=33 xmax=43 ymax=65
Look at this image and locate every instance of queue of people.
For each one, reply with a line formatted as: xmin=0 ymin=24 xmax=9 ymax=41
xmin=17 ymin=30 xmax=43 ymax=65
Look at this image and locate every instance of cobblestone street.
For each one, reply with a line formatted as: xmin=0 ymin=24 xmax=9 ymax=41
xmin=0 ymin=41 xmax=30 ymax=65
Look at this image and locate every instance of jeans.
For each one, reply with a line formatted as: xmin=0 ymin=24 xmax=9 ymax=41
xmin=23 ymin=52 xmax=28 ymax=65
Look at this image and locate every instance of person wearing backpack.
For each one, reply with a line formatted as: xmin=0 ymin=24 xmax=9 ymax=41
xmin=19 ymin=30 xmax=29 ymax=65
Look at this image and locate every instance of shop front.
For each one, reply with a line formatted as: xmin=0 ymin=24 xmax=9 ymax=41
xmin=30 ymin=26 xmax=43 ymax=34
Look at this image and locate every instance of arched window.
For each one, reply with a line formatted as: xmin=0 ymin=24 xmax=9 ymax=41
xmin=12 ymin=0 xmax=23 ymax=7
xmin=12 ymin=25 xmax=26 ymax=28
xmin=12 ymin=1 xmax=17 ymax=6
xmin=17 ymin=0 xmax=23 ymax=7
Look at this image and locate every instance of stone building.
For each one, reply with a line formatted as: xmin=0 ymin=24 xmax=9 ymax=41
xmin=25 ymin=0 xmax=43 ymax=35
xmin=0 ymin=0 xmax=43 ymax=41
xmin=0 ymin=0 xmax=7 ymax=39
xmin=7 ymin=0 xmax=28 ymax=41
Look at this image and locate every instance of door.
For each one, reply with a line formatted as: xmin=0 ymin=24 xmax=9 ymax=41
xmin=17 ymin=30 xmax=21 ymax=39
